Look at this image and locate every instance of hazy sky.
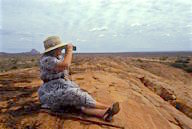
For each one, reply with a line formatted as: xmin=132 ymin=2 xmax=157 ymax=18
xmin=0 ymin=0 xmax=192 ymax=53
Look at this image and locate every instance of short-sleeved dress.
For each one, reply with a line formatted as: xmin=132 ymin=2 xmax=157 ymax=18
xmin=37 ymin=54 xmax=96 ymax=111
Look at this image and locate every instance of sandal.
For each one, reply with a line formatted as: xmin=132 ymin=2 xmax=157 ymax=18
xmin=103 ymin=102 xmax=120 ymax=122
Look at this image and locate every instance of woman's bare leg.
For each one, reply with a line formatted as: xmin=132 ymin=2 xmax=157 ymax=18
xmin=81 ymin=107 xmax=107 ymax=118
xmin=94 ymin=101 xmax=110 ymax=109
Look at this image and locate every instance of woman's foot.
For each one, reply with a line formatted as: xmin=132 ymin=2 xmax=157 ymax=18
xmin=103 ymin=102 xmax=120 ymax=122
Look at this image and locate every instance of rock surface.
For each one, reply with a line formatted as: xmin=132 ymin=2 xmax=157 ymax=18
xmin=0 ymin=56 xmax=192 ymax=129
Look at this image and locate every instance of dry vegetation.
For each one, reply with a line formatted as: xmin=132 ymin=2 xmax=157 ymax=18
xmin=0 ymin=53 xmax=192 ymax=129
xmin=0 ymin=55 xmax=40 ymax=72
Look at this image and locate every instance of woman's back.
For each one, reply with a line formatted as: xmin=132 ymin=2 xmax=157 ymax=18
xmin=39 ymin=54 xmax=69 ymax=82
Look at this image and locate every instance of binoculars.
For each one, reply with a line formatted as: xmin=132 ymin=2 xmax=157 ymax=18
xmin=63 ymin=45 xmax=76 ymax=51
xmin=72 ymin=46 xmax=76 ymax=51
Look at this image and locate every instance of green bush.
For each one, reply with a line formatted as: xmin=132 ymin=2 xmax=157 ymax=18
xmin=171 ymin=63 xmax=187 ymax=69
xmin=184 ymin=66 xmax=192 ymax=73
xmin=171 ymin=59 xmax=192 ymax=73
xmin=137 ymin=59 xmax=143 ymax=62
xmin=11 ymin=66 xmax=18 ymax=69
xmin=159 ymin=56 xmax=168 ymax=61
xmin=175 ymin=57 xmax=190 ymax=64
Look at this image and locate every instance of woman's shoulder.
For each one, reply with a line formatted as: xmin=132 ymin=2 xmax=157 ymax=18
xmin=40 ymin=55 xmax=60 ymax=67
xmin=40 ymin=55 xmax=57 ymax=62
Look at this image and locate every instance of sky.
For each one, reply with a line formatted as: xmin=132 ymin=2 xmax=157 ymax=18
xmin=0 ymin=0 xmax=192 ymax=53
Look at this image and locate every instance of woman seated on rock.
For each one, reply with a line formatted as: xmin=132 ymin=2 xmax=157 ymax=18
xmin=37 ymin=36 xmax=120 ymax=121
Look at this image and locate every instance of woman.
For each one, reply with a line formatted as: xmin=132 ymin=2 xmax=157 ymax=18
xmin=37 ymin=36 xmax=120 ymax=121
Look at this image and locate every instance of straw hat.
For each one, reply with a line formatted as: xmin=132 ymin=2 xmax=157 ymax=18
xmin=43 ymin=36 xmax=65 ymax=53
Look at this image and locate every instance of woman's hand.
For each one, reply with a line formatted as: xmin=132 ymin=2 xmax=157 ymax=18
xmin=66 ymin=43 xmax=73 ymax=52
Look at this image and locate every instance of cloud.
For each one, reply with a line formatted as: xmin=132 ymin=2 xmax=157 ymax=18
xmin=98 ymin=34 xmax=104 ymax=38
xmin=19 ymin=37 xmax=32 ymax=41
xmin=76 ymin=38 xmax=87 ymax=42
xmin=130 ymin=23 xmax=142 ymax=27
xmin=0 ymin=29 xmax=44 ymax=37
xmin=89 ymin=27 xmax=108 ymax=32
xmin=0 ymin=29 xmax=13 ymax=35
xmin=162 ymin=33 xmax=171 ymax=37
xmin=112 ymin=34 xmax=118 ymax=37
xmin=1 ymin=0 xmax=192 ymax=52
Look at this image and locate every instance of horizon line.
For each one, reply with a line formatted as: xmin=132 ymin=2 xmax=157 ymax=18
xmin=0 ymin=50 xmax=192 ymax=54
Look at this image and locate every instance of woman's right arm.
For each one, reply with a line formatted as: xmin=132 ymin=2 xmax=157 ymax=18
xmin=55 ymin=44 xmax=73 ymax=71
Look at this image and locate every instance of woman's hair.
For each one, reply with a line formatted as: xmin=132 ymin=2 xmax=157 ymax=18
xmin=43 ymin=49 xmax=56 ymax=57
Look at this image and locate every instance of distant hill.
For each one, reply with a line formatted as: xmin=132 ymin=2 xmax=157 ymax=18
xmin=0 ymin=49 xmax=40 ymax=56
xmin=29 ymin=49 xmax=40 ymax=55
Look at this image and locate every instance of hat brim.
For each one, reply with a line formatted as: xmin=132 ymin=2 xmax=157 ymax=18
xmin=43 ymin=43 xmax=66 ymax=53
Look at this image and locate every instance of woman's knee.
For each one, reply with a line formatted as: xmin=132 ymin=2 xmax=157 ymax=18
xmin=81 ymin=106 xmax=86 ymax=111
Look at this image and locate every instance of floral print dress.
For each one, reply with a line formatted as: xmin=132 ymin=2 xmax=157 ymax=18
xmin=37 ymin=54 xmax=96 ymax=111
